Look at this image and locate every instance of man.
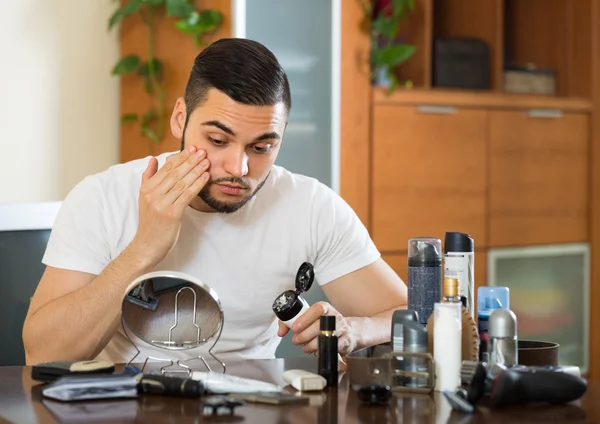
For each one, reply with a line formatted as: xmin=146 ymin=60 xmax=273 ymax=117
xmin=22 ymin=38 xmax=407 ymax=365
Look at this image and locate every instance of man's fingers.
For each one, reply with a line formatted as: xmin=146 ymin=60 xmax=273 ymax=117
xmin=339 ymin=336 xmax=353 ymax=356
xmin=159 ymin=159 xmax=210 ymax=207
xmin=277 ymin=321 xmax=290 ymax=337
xmin=144 ymin=146 xmax=205 ymax=193
xmin=292 ymin=320 xmax=320 ymax=346
xmin=301 ymin=338 xmax=319 ymax=354
xmin=142 ymin=157 xmax=159 ymax=182
xmin=153 ymin=151 xmax=206 ymax=195
xmin=174 ymin=171 xmax=210 ymax=209
xmin=292 ymin=301 xmax=330 ymax=333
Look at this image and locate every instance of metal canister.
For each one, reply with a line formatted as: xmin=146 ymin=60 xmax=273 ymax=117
xmin=488 ymin=308 xmax=518 ymax=367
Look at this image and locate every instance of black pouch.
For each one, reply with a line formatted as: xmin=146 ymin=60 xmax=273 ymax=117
xmin=31 ymin=360 xmax=115 ymax=383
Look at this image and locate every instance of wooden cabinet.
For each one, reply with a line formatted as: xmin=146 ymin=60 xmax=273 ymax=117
xmin=489 ymin=110 xmax=589 ymax=246
xmin=372 ymin=105 xmax=487 ymax=252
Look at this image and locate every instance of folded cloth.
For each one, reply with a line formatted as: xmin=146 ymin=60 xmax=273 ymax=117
xmin=42 ymin=373 xmax=140 ymax=402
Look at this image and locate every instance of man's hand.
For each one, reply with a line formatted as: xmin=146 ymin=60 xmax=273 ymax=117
xmin=128 ymin=145 xmax=210 ymax=266
xmin=277 ymin=301 xmax=358 ymax=356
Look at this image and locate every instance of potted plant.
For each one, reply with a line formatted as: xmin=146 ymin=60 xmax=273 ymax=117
xmin=108 ymin=0 xmax=223 ymax=143
xmin=359 ymin=0 xmax=417 ymax=93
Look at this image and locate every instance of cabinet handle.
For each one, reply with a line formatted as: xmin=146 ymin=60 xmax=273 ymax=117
xmin=527 ymin=109 xmax=563 ymax=119
xmin=416 ymin=105 xmax=457 ymax=115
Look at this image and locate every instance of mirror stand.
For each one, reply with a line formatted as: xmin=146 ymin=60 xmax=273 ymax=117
xmin=120 ymin=270 xmax=228 ymax=376
xmin=121 ymin=315 xmax=227 ymax=376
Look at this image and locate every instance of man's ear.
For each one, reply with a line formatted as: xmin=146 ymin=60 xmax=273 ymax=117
xmin=170 ymin=97 xmax=187 ymax=140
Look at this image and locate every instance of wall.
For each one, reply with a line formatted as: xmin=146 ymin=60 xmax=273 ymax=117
xmin=0 ymin=1 xmax=120 ymax=203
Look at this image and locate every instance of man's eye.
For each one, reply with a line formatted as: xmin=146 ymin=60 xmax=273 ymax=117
xmin=208 ymin=137 xmax=226 ymax=146
xmin=253 ymin=145 xmax=272 ymax=154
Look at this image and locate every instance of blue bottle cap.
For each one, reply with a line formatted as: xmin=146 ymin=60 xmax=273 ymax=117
xmin=477 ymin=286 xmax=510 ymax=316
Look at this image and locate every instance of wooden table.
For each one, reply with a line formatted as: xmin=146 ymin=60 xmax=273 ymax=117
xmin=0 ymin=358 xmax=598 ymax=423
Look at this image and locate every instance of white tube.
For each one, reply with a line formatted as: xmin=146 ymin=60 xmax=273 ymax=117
xmin=281 ymin=297 xmax=310 ymax=329
xmin=191 ymin=372 xmax=282 ymax=394
xmin=433 ymin=302 xmax=462 ymax=392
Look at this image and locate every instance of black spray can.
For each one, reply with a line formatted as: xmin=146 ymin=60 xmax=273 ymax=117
xmin=408 ymin=237 xmax=442 ymax=325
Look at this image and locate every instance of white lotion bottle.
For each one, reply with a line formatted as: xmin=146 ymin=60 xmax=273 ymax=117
xmin=272 ymin=262 xmax=314 ymax=329
xmin=433 ymin=302 xmax=462 ymax=392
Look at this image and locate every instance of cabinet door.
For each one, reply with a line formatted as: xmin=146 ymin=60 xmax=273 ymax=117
xmin=489 ymin=110 xmax=589 ymax=246
xmin=372 ymin=105 xmax=487 ymax=252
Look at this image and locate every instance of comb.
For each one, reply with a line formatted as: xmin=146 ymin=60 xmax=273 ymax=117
xmin=426 ymin=303 xmax=479 ymax=361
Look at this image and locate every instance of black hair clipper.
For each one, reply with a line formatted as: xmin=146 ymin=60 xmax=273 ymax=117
xmin=454 ymin=361 xmax=588 ymax=409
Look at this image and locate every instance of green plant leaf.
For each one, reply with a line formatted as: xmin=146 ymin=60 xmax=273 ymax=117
xmin=142 ymin=108 xmax=156 ymax=122
xmin=121 ymin=113 xmax=139 ymax=124
xmin=137 ymin=58 xmax=163 ymax=78
xmin=393 ymin=0 xmax=405 ymax=15
xmin=141 ymin=123 xmax=160 ymax=142
xmin=141 ymin=109 xmax=160 ymax=142
xmin=386 ymin=70 xmax=399 ymax=95
xmin=373 ymin=15 xmax=398 ymax=39
xmin=175 ymin=9 xmax=223 ymax=40
xmin=373 ymin=44 xmax=416 ymax=68
xmin=108 ymin=0 xmax=143 ymax=30
xmin=166 ymin=0 xmax=195 ymax=17
xmin=142 ymin=0 xmax=165 ymax=5
xmin=112 ymin=54 xmax=141 ymax=75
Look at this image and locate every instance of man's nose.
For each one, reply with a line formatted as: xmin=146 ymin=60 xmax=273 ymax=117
xmin=223 ymin=149 xmax=249 ymax=178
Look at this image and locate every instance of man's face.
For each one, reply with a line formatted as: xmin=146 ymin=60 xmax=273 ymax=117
xmin=171 ymin=88 xmax=287 ymax=213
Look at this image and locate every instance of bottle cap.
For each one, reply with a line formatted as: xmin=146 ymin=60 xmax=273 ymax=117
xmin=272 ymin=262 xmax=315 ymax=321
xmin=477 ymin=286 xmax=510 ymax=317
xmin=444 ymin=232 xmax=474 ymax=253
xmin=402 ymin=319 xmax=427 ymax=352
xmin=294 ymin=262 xmax=314 ymax=293
xmin=443 ymin=277 xmax=459 ymax=298
xmin=489 ymin=308 xmax=517 ymax=338
xmin=320 ymin=315 xmax=336 ymax=331
xmin=408 ymin=237 xmax=442 ymax=267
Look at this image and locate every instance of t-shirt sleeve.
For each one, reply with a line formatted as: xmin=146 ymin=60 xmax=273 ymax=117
xmin=310 ymin=184 xmax=381 ymax=285
xmin=42 ymin=175 xmax=110 ymax=275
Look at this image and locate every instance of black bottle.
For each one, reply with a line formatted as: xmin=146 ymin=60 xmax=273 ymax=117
xmin=318 ymin=315 xmax=338 ymax=387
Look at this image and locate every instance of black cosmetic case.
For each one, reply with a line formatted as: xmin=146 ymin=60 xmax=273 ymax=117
xmin=433 ymin=37 xmax=491 ymax=90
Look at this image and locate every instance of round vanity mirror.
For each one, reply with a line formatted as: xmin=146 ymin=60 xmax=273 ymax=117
xmin=121 ymin=271 xmax=223 ymax=351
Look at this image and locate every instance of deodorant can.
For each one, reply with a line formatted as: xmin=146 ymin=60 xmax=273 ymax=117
xmin=403 ymin=319 xmax=428 ymax=387
xmin=408 ymin=238 xmax=442 ymax=325
xmin=443 ymin=232 xmax=475 ymax=317
xmin=488 ymin=308 xmax=518 ymax=367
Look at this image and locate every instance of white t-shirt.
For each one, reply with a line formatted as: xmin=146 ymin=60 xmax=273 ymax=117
xmin=42 ymin=151 xmax=380 ymax=365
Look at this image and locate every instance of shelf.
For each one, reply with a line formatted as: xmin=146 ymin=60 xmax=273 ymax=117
xmin=372 ymin=88 xmax=593 ymax=112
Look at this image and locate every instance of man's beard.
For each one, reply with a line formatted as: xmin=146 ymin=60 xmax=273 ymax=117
xmin=180 ymin=128 xmax=269 ymax=214
xmin=198 ymin=173 xmax=269 ymax=214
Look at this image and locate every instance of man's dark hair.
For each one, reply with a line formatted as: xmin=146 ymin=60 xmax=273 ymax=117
xmin=183 ymin=38 xmax=291 ymax=118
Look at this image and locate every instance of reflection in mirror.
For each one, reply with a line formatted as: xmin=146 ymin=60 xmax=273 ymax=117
xmin=120 ymin=271 xmax=225 ymax=374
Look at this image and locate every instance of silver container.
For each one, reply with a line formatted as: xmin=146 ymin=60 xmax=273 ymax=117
xmin=488 ymin=308 xmax=518 ymax=367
